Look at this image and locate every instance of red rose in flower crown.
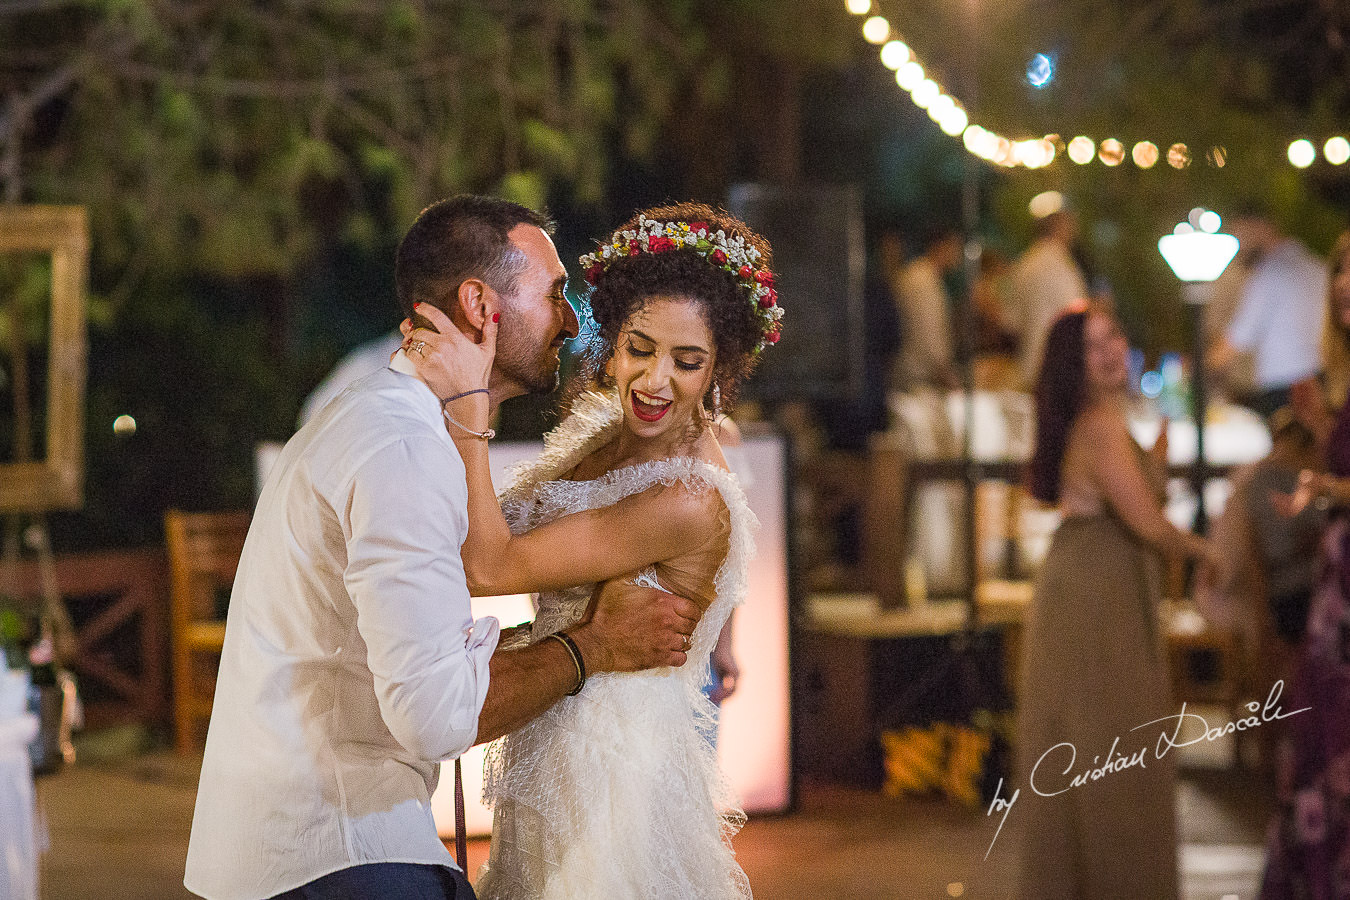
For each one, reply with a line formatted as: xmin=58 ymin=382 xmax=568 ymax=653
xmin=649 ymin=236 xmax=675 ymax=252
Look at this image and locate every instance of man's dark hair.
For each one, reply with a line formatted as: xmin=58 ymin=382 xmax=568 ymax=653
xmin=394 ymin=195 xmax=553 ymax=318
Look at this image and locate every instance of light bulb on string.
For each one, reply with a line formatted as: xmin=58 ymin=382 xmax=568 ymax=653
xmin=928 ymin=93 xmax=955 ymax=124
xmin=1288 ymin=139 xmax=1316 ymax=168
xmin=880 ymin=40 xmax=911 ymax=69
xmin=1098 ymin=138 xmax=1125 ymax=166
xmin=1325 ymin=136 xmax=1350 ymax=165
xmin=862 ymin=15 xmax=890 ymax=44
xmin=1067 ymin=136 xmax=1095 ymax=164
xmin=911 ymin=79 xmax=940 ymax=109
xmin=1132 ymin=141 xmax=1159 ymax=168
xmin=939 ymin=107 xmax=968 ymax=136
xmin=895 ymin=61 xmax=925 ymax=91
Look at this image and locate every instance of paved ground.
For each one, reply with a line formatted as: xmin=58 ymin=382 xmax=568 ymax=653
xmin=34 ymin=744 xmax=1271 ymax=899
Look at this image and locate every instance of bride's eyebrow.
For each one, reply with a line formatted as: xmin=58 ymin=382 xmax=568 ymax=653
xmin=626 ymin=328 xmax=709 ymax=355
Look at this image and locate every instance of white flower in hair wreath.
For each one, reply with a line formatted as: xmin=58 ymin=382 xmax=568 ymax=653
xmin=579 ymin=215 xmax=785 ymax=353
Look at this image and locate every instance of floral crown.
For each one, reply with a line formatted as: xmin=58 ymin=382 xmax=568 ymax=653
xmin=579 ymin=215 xmax=784 ymax=353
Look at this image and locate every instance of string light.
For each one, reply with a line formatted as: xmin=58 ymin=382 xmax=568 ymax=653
xmin=895 ymin=60 xmax=924 ymax=90
xmin=1167 ymin=143 xmax=1192 ymax=169
xmin=1288 ymin=139 xmax=1316 ymax=168
xmin=938 ymin=106 xmax=968 ymax=136
xmin=1132 ymin=141 xmax=1159 ymax=168
xmin=1098 ymin=138 xmax=1125 ymax=166
xmin=911 ymin=79 xmax=940 ymax=108
xmin=848 ymin=7 xmax=1347 ymax=171
xmin=1067 ymin=136 xmax=1095 ymax=164
xmin=880 ymin=40 xmax=910 ymax=69
xmin=862 ymin=15 xmax=890 ymax=43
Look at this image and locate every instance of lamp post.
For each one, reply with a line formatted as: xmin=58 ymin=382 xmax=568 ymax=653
xmin=1156 ymin=224 xmax=1240 ymax=533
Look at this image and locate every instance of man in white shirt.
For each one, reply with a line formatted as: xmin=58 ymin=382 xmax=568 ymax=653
xmin=894 ymin=227 xmax=963 ymax=390
xmin=1007 ymin=207 xmax=1089 ymax=385
xmin=185 ymin=196 xmax=700 ymax=900
xmin=1207 ymin=208 xmax=1327 ymax=418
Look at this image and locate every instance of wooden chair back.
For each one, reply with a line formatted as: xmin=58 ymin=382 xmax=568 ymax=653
xmin=164 ymin=509 xmax=250 ymax=754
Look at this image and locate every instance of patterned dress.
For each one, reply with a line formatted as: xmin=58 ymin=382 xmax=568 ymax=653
xmin=475 ymin=392 xmax=757 ymax=900
xmin=1261 ymin=401 xmax=1350 ymax=900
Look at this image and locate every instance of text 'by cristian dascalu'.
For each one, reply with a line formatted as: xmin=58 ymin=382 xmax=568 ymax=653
xmin=982 ymin=679 xmax=1310 ymax=859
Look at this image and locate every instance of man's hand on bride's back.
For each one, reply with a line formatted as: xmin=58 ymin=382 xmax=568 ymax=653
xmin=571 ymin=581 xmax=701 ymax=672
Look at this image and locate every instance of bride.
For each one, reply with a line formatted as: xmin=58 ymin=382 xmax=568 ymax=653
xmin=404 ymin=202 xmax=783 ymax=899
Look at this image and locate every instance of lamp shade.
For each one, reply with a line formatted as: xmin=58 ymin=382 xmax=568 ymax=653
xmin=1157 ymin=232 xmax=1240 ymax=283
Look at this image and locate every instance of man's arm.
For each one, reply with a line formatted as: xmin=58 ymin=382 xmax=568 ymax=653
xmin=474 ymin=580 xmax=700 ymax=744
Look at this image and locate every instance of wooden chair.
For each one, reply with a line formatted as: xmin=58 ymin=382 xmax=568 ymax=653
xmin=165 ymin=510 xmax=250 ymax=754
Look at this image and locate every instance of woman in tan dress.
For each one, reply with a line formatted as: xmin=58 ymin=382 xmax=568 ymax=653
xmin=1016 ymin=305 xmax=1216 ymax=899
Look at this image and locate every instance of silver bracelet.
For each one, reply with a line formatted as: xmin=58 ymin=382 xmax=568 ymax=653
xmin=442 ymin=408 xmax=495 ymax=440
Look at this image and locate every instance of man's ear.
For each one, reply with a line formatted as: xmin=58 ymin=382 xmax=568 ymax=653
xmin=455 ymin=278 xmax=496 ymax=331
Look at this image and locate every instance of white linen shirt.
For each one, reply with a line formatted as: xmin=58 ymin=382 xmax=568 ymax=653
xmin=185 ymin=360 xmax=499 ymax=900
xmin=895 ymin=256 xmax=956 ymax=387
xmin=1225 ymin=238 xmax=1327 ymax=389
xmin=1009 ymin=238 xmax=1089 ymax=384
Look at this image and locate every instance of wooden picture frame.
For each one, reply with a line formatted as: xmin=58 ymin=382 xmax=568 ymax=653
xmin=0 ymin=205 xmax=88 ymax=513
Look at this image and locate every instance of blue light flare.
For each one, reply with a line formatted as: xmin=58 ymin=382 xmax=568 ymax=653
xmin=1026 ymin=53 xmax=1054 ymax=89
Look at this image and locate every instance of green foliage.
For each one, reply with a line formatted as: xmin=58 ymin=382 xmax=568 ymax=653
xmin=0 ymin=0 xmax=857 ymax=551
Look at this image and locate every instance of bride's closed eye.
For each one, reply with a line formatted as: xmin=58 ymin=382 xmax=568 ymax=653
xmin=624 ymin=345 xmax=703 ymax=371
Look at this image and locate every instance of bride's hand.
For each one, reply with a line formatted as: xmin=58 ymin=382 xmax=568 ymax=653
xmin=399 ymin=302 xmax=498 ymax=402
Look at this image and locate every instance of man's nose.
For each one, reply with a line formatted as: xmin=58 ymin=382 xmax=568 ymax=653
xmin=561 ymin=299 xmax=580 ymax=340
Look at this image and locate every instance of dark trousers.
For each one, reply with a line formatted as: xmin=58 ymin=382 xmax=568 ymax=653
xmin=1240 ymin=384 xmax=1294 ymax=421
xmin=269 ymin=863 xmax=476 ymax=900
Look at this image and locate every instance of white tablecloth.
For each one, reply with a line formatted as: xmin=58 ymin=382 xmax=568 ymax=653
xmin=0 ymin=663 xmax=39 ymax=900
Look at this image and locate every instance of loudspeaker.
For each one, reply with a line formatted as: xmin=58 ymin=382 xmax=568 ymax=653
xmin=727 ymin=183 xmax=865 ymax=403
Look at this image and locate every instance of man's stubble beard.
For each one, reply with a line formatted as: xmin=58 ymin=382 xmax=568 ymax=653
xmin=494 ymin=316 xmax=562 ymax=396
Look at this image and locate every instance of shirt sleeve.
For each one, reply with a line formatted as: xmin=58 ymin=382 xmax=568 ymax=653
xmin=341 ymin=435 xmax=498 ymax=762
xmin=1225 ymin=276 xmax=1267 ymax=350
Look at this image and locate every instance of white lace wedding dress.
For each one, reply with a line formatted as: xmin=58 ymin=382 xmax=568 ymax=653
xmin=474 ymin=391 xmax=757 ymax=900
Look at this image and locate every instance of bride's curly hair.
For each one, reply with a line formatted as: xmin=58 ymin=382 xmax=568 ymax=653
xmin=575 ymin=201 xmax=773 ymax=415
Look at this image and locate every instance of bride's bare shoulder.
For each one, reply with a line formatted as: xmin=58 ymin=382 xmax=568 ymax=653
xmin=693 ymin=427 xmax=732 ymax=473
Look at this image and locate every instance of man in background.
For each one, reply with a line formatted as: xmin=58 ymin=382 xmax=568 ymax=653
xmin=895 ymin=226 xmax=963 ymax=390
xmin=1007 ymin=205 xmax=1088 ymax=386
xmin=1207 ymin=207 xmax=1327 ymax=418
